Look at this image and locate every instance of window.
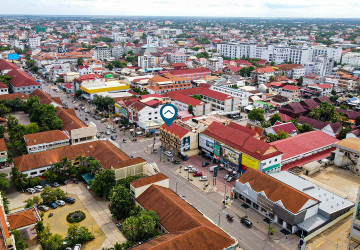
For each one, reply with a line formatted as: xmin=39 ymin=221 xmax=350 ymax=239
xmin=30 ymin=171 xmax=37 ymax=175
xmin=149 ymin=118 xmax=152 ymax=120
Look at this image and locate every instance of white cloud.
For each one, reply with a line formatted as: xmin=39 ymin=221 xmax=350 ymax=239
xmin=0 ymin=0 xmax=359 ymax=18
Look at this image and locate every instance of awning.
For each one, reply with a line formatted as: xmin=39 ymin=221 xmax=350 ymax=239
xmin=81 ymin=173 xmax=94 ymax=184
xmin=245 ymin=105 xmax=254 ymax=111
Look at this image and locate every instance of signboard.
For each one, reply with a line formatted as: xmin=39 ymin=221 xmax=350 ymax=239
xmin=214 ymin=143 xmax=220 ymax=157
xmin=242 ymin=154 xmax=259 ymax=170
xmin=213 ymin=166 xmax=218 ymax=178
xmin=8 ymin=53 xmax=19 ymax=60
xmin=199 ymin=134 xmax=214 ymax=153
xmin=221 ymin=147 xmax=240 ymax=165
xmin=181 ymin=136 xmax=190 ymax=152
xmin=120 ymin=107 xmax=129 ymax=120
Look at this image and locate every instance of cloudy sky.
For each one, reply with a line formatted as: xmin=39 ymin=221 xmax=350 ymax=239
xmin=0 ymin=0 xmax=359 ymax=18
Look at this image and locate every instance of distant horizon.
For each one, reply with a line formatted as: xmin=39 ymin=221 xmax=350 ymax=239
xmin=1 ymin=0 xmax=360 ymax=19
xmin=1 ymin=14 xmax=360 ymax=20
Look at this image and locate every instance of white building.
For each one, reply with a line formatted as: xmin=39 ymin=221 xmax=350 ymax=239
xmin=28 ymin=37 xmax=41 ymax=49
xmin=334 ymin=138 xmax=360 ymax=173
xmin=168 ymin=53 xmax=188 ymax=63
xmin=93 ymin=45 xmax=111 ymax=60
xmin=210 ymin=85 xmax=249 ymax=107
xmin=208 ymin=56 xmax=223 ymax=72
xmin=138 ymin=53 xmax=157 ymax=69
xmin=111 ymin=46 xmax=124 ymax=58
xmin=156 ymin=28 xmax=182 ymax=38
xmin=342 ymin=52 xmax=360 ymax=67
xmin=313 ymin=55 xmax=334 ymax=77
xmin=24 ymin=130 xmax=70 ymax=154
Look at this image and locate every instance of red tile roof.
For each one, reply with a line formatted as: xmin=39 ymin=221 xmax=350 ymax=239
xmin=0 ymin=82 xmax=7 ymax=89
xmin=203 ymin=122 xmax=282 ymax=161
xmin=0 ymin=93 xmax=28 ymax=101
xmin=227 ymin=122 xmax=257 ymax=137
xmin=0 ymin=138 xmax=7 ymax=152
xmin=160 ymin=123 xmax=190 ymax=138
xmin=0 ymin=59 xmax=18 ymax=71
xmin=0 ymin=204 xmax=10 ymax=238
xmin=167 ymin=87 xmax=232 ymax=102
xmin=6 ymin=69 xmax=41 ymax=87
xmin=170 ymin=67 xmax=211 ymax=76
xmin=269 ymin=122 xmax=298 ymax=135
xmin=7 ymin=209 xmax=39 ymax=230
xmin=271 ymin=113 xmax=291 ymax=122
xmin=135 ymin=185 xmax=236 ymax=250
xmin=171 ymin=93 xmax=203 ymax=106
xmin=238 ymin=168 xmax=319 ymax=214
xmin=270 ymin=131 xmax=338 ymax=160
xmin=24 ymin=130 xmax=69 ymax=146
xmin=131 ymin=173 xmax=168 ymax=188
xmin=282 ymin=85 xmax=298 ymax=91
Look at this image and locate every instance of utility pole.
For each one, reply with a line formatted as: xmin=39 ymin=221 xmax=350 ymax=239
xmin=176 ymin=180 xmax=178 ymax=194
xmin=223 ymin=182 xmax=227 ymax=205
xmin=218 ymin=212 xmax=221 ymax=226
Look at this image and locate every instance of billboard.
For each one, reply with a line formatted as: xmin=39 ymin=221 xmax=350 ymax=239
xmin=221 ymin=147 xmax=240 ymax=165
xmin=120 ymin=107 xmax=129 ymax=119
xmin=199 ymin=134 xmax=214 ymax=153
xmin=242 ymin=154 xmax=259 ymax=170
xmin=8 ymin=53 xmax=19 ymax=60
xmin=181 ymin=136 xmax=190 ymax=152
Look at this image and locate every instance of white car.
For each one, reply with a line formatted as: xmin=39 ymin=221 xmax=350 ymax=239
xmin=164 ymin=151 xmax=172 ymax=157
xmin=224 ymin=174 xmax=230 ymax=180
xmin=55 ymin=200 xmax=65 ymax=206
xmin=189 ymin=168 xmax=198 ymax=173
xmin=184 ymin=165 xmax=193 ymax=171
xmin=34 ymin=185 xmax=43 ymax=192
xmin=27 ymin=188 xmax=36 ymax=194
xmin=106 ymin=125 xmax=111 ymax=129
xmin=106 ymin=131 xmax=111 ymax=135
xmin=200 ymin=176 xmax=208 ymax=181
xmin=74 ymin=244 xmax=82 ymax=250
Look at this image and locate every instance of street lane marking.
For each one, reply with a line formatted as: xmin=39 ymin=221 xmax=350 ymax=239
xmin=316 ymin=241 xmax=324 ymax=248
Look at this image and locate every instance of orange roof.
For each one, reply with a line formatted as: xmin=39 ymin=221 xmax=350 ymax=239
xmin=0 ymin=138 xmax=7 ymax=152
xmin=135 ymin=185 xmax=235 ymax=250
xmin=238 ymin=168 xmax=319 ymax=214
xmin=24 ymin=130 xmax=69 ymax=146
xmin=14 ymin=140 xmax=139 ymax=172
xmin=0 ymin=93 xmax=29 ymax=101
xmin=56 ymin=107 xmax=86 ymax=134
xmin=112 ymin=157 xmax=146 ymax=169
xmin=7 ymin=209 xmax=39 ymax=230
xmin=131 ymin=173 xmax=168 ymax=188
xmin=0 ymin=205 xmax=10 ymax=238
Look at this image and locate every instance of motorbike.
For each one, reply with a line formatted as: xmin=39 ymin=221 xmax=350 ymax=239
xmin=48 ymin=212 xmax=54 ymax=218
xmin=226 ymin=214 xmax=234 ymax=222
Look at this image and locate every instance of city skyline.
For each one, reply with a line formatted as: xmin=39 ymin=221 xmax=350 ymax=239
xmin=2 ymin=0 xmax=360 ymax=19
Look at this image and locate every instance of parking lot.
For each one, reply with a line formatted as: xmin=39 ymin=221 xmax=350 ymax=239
xmin=185 ymin=155 xmax=236 ymax=194
xmin=301 ymin=166 xmax=360 ymax=250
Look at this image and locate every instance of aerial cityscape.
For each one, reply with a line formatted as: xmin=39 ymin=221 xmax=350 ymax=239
xmin=0 ymin=11 xmax=359 ymax=250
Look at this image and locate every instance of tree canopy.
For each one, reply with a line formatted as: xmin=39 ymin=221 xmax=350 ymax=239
xmin=248 ymin=108 xmax=265 ymax=124
xmin=109 ymin=184 xmax=134 ymax=220
xmin=90 ymin=169 xmax=116 ymax=198
xmin=308 ymin=101 xmax=346 ymax=123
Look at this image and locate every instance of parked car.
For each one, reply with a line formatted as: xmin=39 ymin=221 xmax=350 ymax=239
xmin=74 ymin=244 xmax=82 ymax=250
xmin=209 ymin=166 xmax=217 ymax=172
xmin=34 ymin=185 xmax=43 ymax=192
xmin=55 ymin=200 xmax=65 ymax=206
xmin=202 ymin=162 xmax=209 ymax=167
xmin=240 ymin=217 xmax=252 ymax=228
xmin=131 ymin=138 xmax=137 ymax=142
xmin=189 ymin=168 xmax=198 ymax=173
xmin=44 ymin=183 xmax=51 ymax=188
xmin=227 ymin=176 xmax=234 ymax=182
xmin=38 ymin=205 xmax=49 ymax=211
xmin=164 ymin=151 xmax=172 ymax=157
xmin=123 ymin=139 xmax=127 ymax=143
xmin=49 ymin=202 xmax=58 ymax=209
xmin=193 ymin=172 xmax=203 ymax=177
xmin=59 ymin=180 xmax=67 ymax=185
xmin=52 ymin=182 xmax=59 ymax=187
xmin=74 ymin=107 xmax=79 ymax=110
xmin=172 ymin=160 xmax=180 ymax=164
xmin=27 ymin=188 xmax=36 ymax=194
xmin=199 ymin=176 xmax=208 ymax=181
xmin=111 ymin=128 xmax=116 ymax=133
xmin=73 ymin=178 xmax=78 ymax=184
xmin=184 ymin=165 xmax=193 ymax=171
xmin=111 ymin=135 xmax=117 ymax=140
xmin=224 ymin=174 xmax=230 ymax=180
xmin=64 ymin=197 xmax=75 ymax=204
xmin=85 ymin=117 xmax=88 ymax=121
xmin=106 ymin=125 xmax=111 ymax=129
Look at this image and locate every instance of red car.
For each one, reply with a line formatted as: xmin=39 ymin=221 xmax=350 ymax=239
xmin=193 ymin=171 xmax=203 ymax=177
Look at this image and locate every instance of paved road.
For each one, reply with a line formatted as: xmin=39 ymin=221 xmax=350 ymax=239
xmin=37 ymin=76 xmax=294 ymax=250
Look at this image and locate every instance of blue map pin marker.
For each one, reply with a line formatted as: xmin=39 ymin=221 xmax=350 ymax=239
xmin=160 ymin=104 xmax=178 ymax=127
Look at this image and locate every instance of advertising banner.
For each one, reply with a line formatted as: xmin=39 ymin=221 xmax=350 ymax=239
xmin=199 ymin=134 xmax=214 ymax=153
xmin=242 ymin=154 xmax=259 ymax=170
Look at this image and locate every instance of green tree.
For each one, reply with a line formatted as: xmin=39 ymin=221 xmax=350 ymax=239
xmin=23 ymin=96 xmax=39 ymax=113
xmin=248 ymin=108 xmax=265 ymax=124
xmin=267 ymin=130 xmax=290 ymax=142
xmin=0 ymin=103 xmax=10 ymax=116
xmin=12 ymin=229 xmax=28 ymax=250
xmin=0 ymin=126 xmax=6 ymax=138
xmin=109 ymin=184 xmax=134 ymax=220
xmin=116 ymin=175 xmax=142 ymax=189
xmin=67 ymin=223 xmax=95 ymax=247
xmin=298 ymin=123 xmax=314 ymax=133
xmin=40 ymin=187 xmax=65 ymax=204
xmin=270 ymin=61 xmax=275 ymax=66
xmin=93 ymin=95 xmax=115 ymax=112
xmin=43 ymin=234 xmax=64 ymax=250
xmin=297 ymin=76 xmax=303 ymax=86
xmin=239 ymin=66 xmax=255 ymax=77
xmin=188 ymin=104 xmax=194 ymax=115
xmin=122 ymin=209 xmax=159 ymax=242
xmin=331 ymin=89 xmax=337 ymax=95
xmin=339 ymin=104 xmax=348 ymax=110
xmin=43 ymin=169 xmax=58 ymax=183
xmin=355 ymin=116 xmax=360 ymax=126
xmin=309 ymin=101 xmax=344 ymax=123
xmin=30 ymin=104 xmax=63 ymax=130
xmin=24 ymin=196 xmax=41 ymax=208
xmin=91 ymin=169 xmax=116 ymax=198
xmin=11 ymin=166 xmax=29 ymax=190
xmin=75 ymin=90 xmax=83 ymax=99
xmin=0 ymin=173 xmax=10 ymax=191
xmin=339 ymin=127 xmax=350 ymax=140
xmin=269 ymin=113 xmax=282 ymax=125
xmin=269 ymin=75 xmax=275 ymax=82
xmin=77 ymin=57 xmax=84 ymax=67
xmin=29 ymin=177 xmax=42 ymax=187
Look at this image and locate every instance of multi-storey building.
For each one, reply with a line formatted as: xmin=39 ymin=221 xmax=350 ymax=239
xmin=342 ymin=52 xmax=360 ymax=67
xmin=24 ymin=130 xmax=70 ymax=154
xmin=313 ymin=55 xmax=334 ymax=77
xmin=93 ymin=45 xmax=111 ymax=60
xmin=138 ymin=53 xmax=157 ymax=69
xmin=28 ymin=36 xmax=41 ymax=48
xmin=210 ymin=85 xmax=249 ymax=107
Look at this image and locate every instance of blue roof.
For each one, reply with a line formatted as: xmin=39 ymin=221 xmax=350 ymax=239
xmin=353 ymin=70 xmax=360 ymax=74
